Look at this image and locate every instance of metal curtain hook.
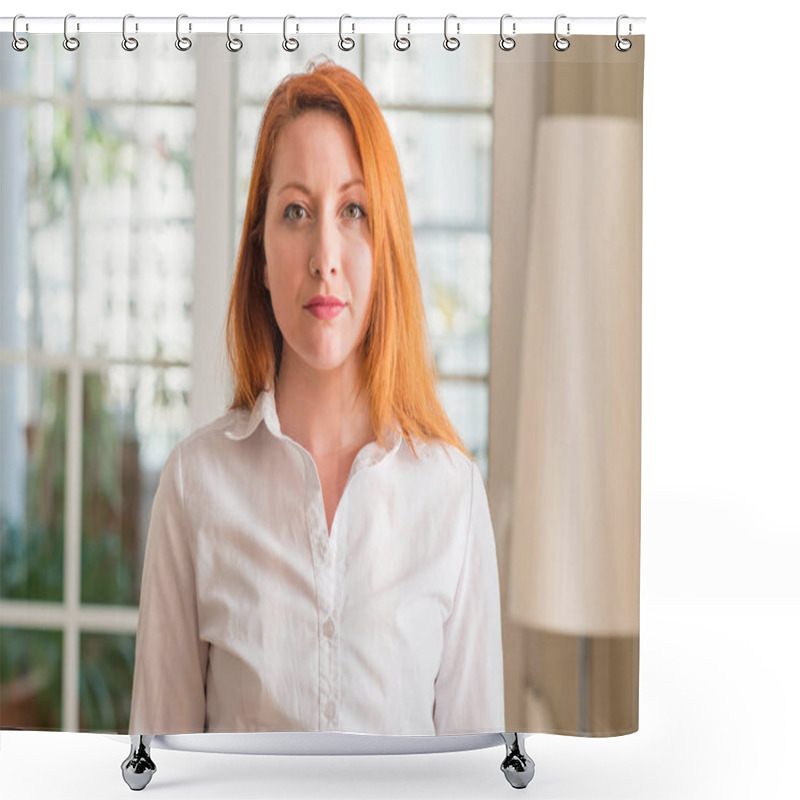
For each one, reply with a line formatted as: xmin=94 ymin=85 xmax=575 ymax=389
xmin=615 ymin=14 xmax=632 ymax=52
xmin=394 ymin=14 xmax=410 ymax=51
xmin=176 ymin=14 xmax=192 ymax=51
xmin=499 ymin=14 xmax=516 ymax=51
xmin=122 ymin=14 xmax=139 ymax=51
xmin=12 ymin=14 xmax=29 ymax=51
xmin=554 ymin=14 xmax=570 ymax=51
xmin=338 ymin=14 xmax=355 ymax=51
xmin=443 ymin=14 xmax=460 ymax=51
xmin=226 ymin=15 xmax=243 ymax=52
xmin=63 ymin=13 xmax=80 ymax=51
xmin=283 ymin=15 xmax=299 ymax=51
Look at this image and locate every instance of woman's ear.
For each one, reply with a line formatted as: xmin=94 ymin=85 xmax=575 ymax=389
xmin=263 ymin=262 xmax=270 ymax=291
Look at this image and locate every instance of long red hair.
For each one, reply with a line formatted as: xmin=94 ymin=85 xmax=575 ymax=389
xmin=225 ymin=59 xmax=468 ymax=459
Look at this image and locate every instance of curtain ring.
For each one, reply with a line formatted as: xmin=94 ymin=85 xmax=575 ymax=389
xmin=615 ymin=14 xmax=632 ymax=52
xmin=226 ymin=15 xmax=243 ymax=52
xmin=12 ymin=15 xmax=29 ymax=52
xmin=338 ymin=14 xmax=355 ymax=51
xmin=63 ymin=13 xmax=80 ymax=51
xmin=499 ymin=14 xmax=516 ymax=51
xmin=283 ymin=15 xmax=299 ymax=51
xmin=394 ymin=14 xmax=410 ymax=51
xmin=176 ymin=14 xmax=192 ymax=51
xmin=122 ymin=14 xmax=139 ymax=51
xmin=443 ymin=14 xmax=460 ymax=51
xmin=553 ymin=14 xmax=570 ymax=51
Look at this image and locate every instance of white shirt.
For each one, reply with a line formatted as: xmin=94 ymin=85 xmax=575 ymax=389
xmin=129 ymin=386 xmax=505 ymax=736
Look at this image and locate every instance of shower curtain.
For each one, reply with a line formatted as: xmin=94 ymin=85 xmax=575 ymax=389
xmin=0 ymin=21 xmax=644 ymax=739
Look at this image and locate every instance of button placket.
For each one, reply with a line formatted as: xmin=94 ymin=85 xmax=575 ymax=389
xmin=300 ymin=450 xmax=341 ymax=731
xmin=319 ymin=557 xmax=339 ymax=729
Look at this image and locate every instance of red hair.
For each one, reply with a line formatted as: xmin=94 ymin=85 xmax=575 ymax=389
xmin=225 ymin=59 xmax=468 ymax=459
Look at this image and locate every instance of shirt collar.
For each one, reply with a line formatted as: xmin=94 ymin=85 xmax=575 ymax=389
xmin=224 ymin=385 xmax=404 ymax=464
xmin=224 ymin=385 xmax=282 ymax=442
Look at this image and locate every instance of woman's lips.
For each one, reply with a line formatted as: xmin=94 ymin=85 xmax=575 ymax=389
xmin=304 ymin=299 xmax=345 ymax=320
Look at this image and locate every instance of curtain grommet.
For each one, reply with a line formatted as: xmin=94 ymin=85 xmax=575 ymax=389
xmin=226 ymin=15 xmax=243 ymax=52
xmin=499 ymin=14 xmax=516 ymax=51
xmin=283 ymin=15 xmax=299 ymax=52
xmin=121 ymin=14 xmax=139 ymax=51
xmin=338 ymin=14 xmax=355 ymax=51
xmin=553 ymin=14 xmax=570 ymax=51
xmin=394 ymin=14 xmax=411 ymax=51
xmin=12 ymin=14 xmax=29 ymax=51
xmin=443 ymin=14 xmax=460 ymax=51
xmin=615 ymin=15 xmax=633 ymax=51
xmin=175 ymin=14 xmax=192 ymax=51
xmin=63 ymin=13 xmax=80 ymax=51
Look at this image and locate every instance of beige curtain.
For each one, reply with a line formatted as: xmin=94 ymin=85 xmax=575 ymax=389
xmin=490 ymin=35 xmax=644 ymax=734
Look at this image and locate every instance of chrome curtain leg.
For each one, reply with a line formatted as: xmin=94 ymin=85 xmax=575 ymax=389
xmin=500 ymin=732 xmax=535 ymax=789
xmin=121 ymin=734 xmax=157 ymax=791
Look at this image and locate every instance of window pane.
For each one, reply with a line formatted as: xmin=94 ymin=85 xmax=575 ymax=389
xmin=363 ymin=33 xmax=494 ymax=108
xmin=81 ymin=35 xmax=195 ymax=103
xmin=416 ymin=230 xmax=491 ymax=377
xmin=79 ymin=632 xmax=135 ymax=732
xmin=79 ymin=220 xmax=194 ymax=361
xmin=0 ymin=365 xmax=66 ymax=602
xmin=81 ymin=365 xmax=192 ymax=606
xmin=0 ymin=627 xmax=63 ymax=730
xmin=383 ymin=110 xmax=492 ymax=230
xmin=234 ymin=103 xmax=263 ymax=241
xmin=0 ymin=33 xmax=76 ymax=97
xmin=438 ymin=379 xmax=489 ymax=479
xmin=78 ymin=106 xmax=195 ymax=360
xmin=0 ymin=102 xmax=74 ymax=355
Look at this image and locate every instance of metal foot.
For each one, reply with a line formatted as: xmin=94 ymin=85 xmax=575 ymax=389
xmin=500 ymin=733 xmax=535 ymax=789
xmin=121 ymin=735 xmax=156 ymax=791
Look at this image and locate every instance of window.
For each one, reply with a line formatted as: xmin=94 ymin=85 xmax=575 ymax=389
xmin=1 ymin=33 xmax=196 ymax=732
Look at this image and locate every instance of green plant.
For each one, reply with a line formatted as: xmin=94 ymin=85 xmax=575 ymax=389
xmin=0 ymin=627 xmax=62 ymax=730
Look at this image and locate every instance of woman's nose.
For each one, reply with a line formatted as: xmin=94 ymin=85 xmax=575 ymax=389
xmin=308 ymin=214 xmax=340 ymax=278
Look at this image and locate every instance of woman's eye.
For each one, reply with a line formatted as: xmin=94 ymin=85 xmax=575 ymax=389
xmin=284 ymin=204 xmax=306 ymax=221
xmin=344 ymin=203 xmax=366 ymax=220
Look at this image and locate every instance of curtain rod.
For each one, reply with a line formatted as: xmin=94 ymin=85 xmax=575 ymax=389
xmin=1 ymin=16 xmax=646 ymax=37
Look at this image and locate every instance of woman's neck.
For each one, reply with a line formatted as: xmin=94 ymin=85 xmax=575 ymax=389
xmin=274 ymin=350 xmax=374 ymax=460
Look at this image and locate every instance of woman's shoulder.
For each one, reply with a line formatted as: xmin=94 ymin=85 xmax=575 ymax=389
xmin=167 ymin=407 xmax=248 ymax=461
xmin=400 ymin=434 xmax=480 ymax=487
xmin=196 ymin=407 xmax=245 ymax=441
xmin=153 ymin=408 xmax=253 ymax=494
xmin=392 ymin=438 xmax=485 ymax=531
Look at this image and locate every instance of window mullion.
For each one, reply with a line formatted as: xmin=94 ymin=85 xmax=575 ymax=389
xmin=191 ymin=38 xmax=234 ymax=427
xmin=61 ymin=45 xmax=87 ymax=733
xmin=63 ymin=363 xmax=83 ymax=732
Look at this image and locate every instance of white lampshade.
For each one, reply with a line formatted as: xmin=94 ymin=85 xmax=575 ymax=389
xmin=507 ymin=115 xmax=641 ymax=638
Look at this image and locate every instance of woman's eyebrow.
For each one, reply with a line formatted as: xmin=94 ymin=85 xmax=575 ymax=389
xmin=277 ymin=179 xmax=365 ymax=196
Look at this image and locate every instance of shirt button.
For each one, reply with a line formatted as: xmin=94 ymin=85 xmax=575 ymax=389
xmin=325 ymin=700 xmax=336 ymax=719
xmin=322 ymin=619 xmax=335 ymax=638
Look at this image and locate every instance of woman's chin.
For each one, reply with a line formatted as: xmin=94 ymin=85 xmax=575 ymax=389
xmin=281 ymin=335 xmax=363 ymax=378
xmin=296 ymin=349 xmax=355 ymax=376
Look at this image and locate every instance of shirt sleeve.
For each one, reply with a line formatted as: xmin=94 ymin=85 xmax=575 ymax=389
xmin=433 ymin=460 xmax=506 ymax=734
xmin=129 ymin=444 xmax=208 ymax=734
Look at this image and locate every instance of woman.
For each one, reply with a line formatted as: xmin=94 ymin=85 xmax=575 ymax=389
xmin=129 ymin=60 xmax=504 ymax=736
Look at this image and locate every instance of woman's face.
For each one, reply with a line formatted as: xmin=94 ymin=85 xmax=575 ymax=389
xmin=263 ymin=110 xmax=373 ymax=378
